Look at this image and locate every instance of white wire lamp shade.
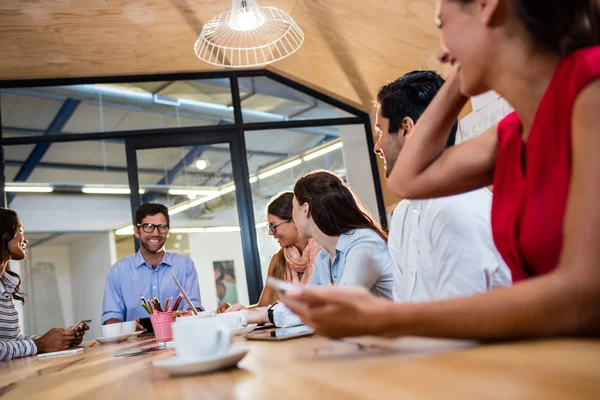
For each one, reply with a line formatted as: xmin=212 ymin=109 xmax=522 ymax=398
xmin=194 ymin=0 xmax=304 ymax=68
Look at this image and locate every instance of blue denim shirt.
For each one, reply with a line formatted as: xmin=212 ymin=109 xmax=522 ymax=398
xmin=101 ymin=251 xmax=201 ymax=323
xmin=274 ymin=229 xmax=394 ymax=327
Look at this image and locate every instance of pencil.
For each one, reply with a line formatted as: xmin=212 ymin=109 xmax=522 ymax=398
xmin=164 ymin=297 xmax=171 ymax=312
xmin=140 ymin=295 xmax=152 ymax=311
xmin=152 ymin=297 xmax=163 ymax=312
xmin=140 ymin=301 xmax=152 ymax=314
xmin=171 ymin=294 xmax=183 ymax=311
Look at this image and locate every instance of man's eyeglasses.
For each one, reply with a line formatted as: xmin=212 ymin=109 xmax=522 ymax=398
xmin=137 ymin=223 xmax=170 ymax=234
xmin=267 ymin=219 xmax=291 ymax=234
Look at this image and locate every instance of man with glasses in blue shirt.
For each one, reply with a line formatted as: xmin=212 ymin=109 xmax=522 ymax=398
xmin=102 ymin=203 xmax=201 ymax=330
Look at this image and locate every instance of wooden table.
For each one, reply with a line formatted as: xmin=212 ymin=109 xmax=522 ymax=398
xmin=0 ymin=332 xmax=598 ymax=399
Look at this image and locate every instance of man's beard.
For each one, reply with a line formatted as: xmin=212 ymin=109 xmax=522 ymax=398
xmin=140 ymin=239 xmax=165 ymax=253
xmin=384 ymin=143 xmax=401 ymax=179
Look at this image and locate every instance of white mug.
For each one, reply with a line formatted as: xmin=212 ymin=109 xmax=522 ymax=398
xmin=121 ymin=321 xmax=136 ymax=334
xmin=215 ymin=310 xmax=247 ymax=329
xmin=172 ymin=317 xmax=232 ymax=361
xmin=101 ymin=323 xmax=122 ymax=337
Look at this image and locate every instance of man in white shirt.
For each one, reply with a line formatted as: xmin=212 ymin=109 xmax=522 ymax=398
xmin=374 ymin=71 xmax=511 ymax=302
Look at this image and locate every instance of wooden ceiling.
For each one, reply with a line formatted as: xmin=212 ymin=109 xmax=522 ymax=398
xmin=0 ymin=0 xmax=464 ymax=208
xmin=0 ymin=0 xmax=452 ymax=109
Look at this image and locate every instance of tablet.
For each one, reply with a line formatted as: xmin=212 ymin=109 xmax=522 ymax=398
xmin=244 ymin=325 xmax=314 ymax=341
xmin=37 ymin=348 xmax=84 ymax=358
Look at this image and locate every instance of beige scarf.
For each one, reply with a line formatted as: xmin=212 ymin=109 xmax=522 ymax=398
xmin=283 ymin=238 xmax=322 ymax=284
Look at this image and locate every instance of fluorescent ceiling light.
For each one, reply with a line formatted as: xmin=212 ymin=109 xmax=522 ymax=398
xmin=170 ymin=227 xmax=206 ymax=233
xmin=168 ymin=189 xmax=219 ymax=197
xmin=249 ymin=176 xmax=258 ymax=184
xmin=169 ymin=204 xmax=192 ymax=216
xmin=205 ymin=226 xmax=241 ymax=233
xmin=115 ymin=225 xmax=134 ymax=235
xmin=258 ymin=159 xmax=302 ymax=180
xmin=303 ymin=142 xmax=343 ymax=161
xmin=5 ymin=185 xmax=53 ymax=193
xmin=82 ymin=187 xmax=131 ymax=194
xmin=188 ymin=193 xmax=222 ymax=208
xmin=220 ymin=185 xmax=236 ymax=195
xmin=255 ymin=222 xmax=268 ymax=229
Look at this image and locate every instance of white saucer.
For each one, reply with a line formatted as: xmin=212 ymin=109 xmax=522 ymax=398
xmin=232 ymin=324 xmax=258 ymax=336
xmin=95 ymin=333 xmax=132 ymax=344
xmin=153 ymin=348 xmax=249 ymax=376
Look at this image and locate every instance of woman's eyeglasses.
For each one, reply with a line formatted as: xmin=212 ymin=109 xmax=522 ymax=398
xmin=137 ymin=223 xmax=170 ymax=234
xmin=267 ymin=219 xmax=291 ymax=234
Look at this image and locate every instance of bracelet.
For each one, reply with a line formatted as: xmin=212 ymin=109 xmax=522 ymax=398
xmin=267 ymin=303 xmax=278 ymax=324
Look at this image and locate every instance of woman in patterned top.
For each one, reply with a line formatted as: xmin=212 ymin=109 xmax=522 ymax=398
xmin=0 ymin=208 xmax=88 ymax=360
xmin=217 ymin=192 xmax=322 ymax=313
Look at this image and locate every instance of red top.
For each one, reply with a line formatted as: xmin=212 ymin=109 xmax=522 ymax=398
xmin=491 ymin=45 xmax=600 ymax=282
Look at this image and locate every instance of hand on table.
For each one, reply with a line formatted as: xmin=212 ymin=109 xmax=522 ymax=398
xmin=217 ymin=302 xmax=231 ymax=313
xmin=133 ymin=318 xmax=146 ymax=332
xmin=34 ymin=328 xmax=77 ymax=353
xmin=218 ymin=303 xmax=248 ymax=314
xmin=281 ymin=285 xmax=391 ymax=338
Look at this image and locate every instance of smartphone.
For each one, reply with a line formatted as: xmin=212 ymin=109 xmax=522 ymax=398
xmin=244 ymin=325 xmax=314 ymax=341
xmin=72 ymin=320 xmax=92 ymax=331
xmin=266 ymin=277 xmax=294 ymax=295
xmin=139 ymin=317 xmax=154 ymax=334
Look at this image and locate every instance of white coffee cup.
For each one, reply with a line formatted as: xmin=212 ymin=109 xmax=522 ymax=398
xmin=101 ymin=323 xmax=122 ymax=337
xmin=172 ymin=317 xmax=232 ymax=361
xmin=214 ymin=310 xmax=248 ymax=329
xmin=121 ymin=321 xmax=136 ymax=334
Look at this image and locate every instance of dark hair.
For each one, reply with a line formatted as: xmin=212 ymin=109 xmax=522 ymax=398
xmin=266 ymin=192 xmax=294 ymax=281
xmin=293 ymin=170 xmax=387 ymax=241
xmin=0 ymin=208 xmax=25 ymax=303
xmin=267 ymin=192 xmax=293 ymax=221
xmin=377 ymin=70 xmax=457 ymax=149
xmin=135 ymin=203 xmax=170 ymax=226
xmin=454 ymin=0 xmax=599 ymax=56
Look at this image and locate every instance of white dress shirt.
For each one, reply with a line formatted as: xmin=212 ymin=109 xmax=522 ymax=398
xmin=389 ymin=188 xmax=511 ymax=303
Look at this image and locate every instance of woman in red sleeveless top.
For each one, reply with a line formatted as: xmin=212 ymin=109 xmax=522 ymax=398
xmin=279 ymin=0 xmax=600 ymax=340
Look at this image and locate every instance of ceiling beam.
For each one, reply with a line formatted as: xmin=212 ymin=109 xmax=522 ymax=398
xmin=8 ymin=99 xmax=80 ymax=204
xmin=2 ymin=126 xmax=289 ymax=158
xmin=4 ymin=159 xmax=231 ymax=179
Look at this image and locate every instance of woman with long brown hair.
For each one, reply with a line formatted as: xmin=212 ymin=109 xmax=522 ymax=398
xmin=0 ymin=208 xmax=88 ymax=360
xmin=217 ymin=192 xmax=322 ymax=313
xmin=240 ymin=170 xmax=393 ymax=327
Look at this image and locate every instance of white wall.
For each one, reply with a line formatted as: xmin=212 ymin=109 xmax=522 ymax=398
xmin=256 ymin=226 xmax=280 ymax=282
xmin=338 ymin=122 xmax=381 ymax=222
xmin=11 ymin=195 xmax=131 ymax=232
xmin=8 ymin=245 xmax=74 ymax=336
xmin=187 ymin=231 xmax=250 ymax=312
xmin=69 ymin=232 xmax=117 ymax=338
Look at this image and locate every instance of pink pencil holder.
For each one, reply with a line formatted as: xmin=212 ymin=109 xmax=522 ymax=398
xmin=149 ymin=311 xmax=176 ymax=343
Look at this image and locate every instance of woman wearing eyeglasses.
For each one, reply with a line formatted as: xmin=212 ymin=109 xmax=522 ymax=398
xmin=224 ymin=170 xmax=394 ymax=327
xmin=217 ymin=192 xmax=322 ymax=312
xmin=0 ymin=208 xmax=88 ymax=360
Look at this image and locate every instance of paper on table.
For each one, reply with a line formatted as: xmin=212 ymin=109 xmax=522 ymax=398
xmin=37 ymin=347 xmax=84 ymax=358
